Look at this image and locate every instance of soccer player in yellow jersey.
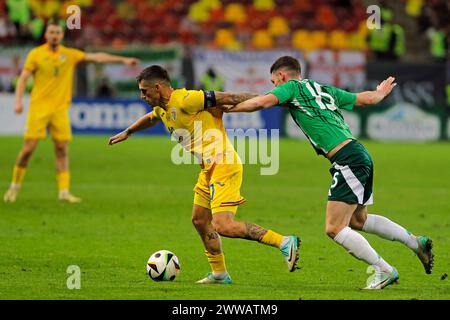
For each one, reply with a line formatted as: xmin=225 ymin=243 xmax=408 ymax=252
xmin=108 ymin=66 xmax=300 ymax=283
xmin=3 ymin=21 xmax=139 ymax=203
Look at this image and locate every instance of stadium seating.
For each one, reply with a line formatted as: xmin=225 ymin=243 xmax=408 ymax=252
xmin=0 ymin=0 xmax=447 ymax=61
xmin=1 ymin=0 xmax=363 ymax=47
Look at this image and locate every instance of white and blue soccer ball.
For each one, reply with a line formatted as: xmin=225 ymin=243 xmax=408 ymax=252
xmin=147 ymin=250 xmax=181 ymax=281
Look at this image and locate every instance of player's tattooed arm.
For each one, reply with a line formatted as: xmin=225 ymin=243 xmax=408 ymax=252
xmin=244 ymin=223 xmax=268 ymax=241
xmin=108 ymin=112 xmax=159 ymax=145
xmin=125 ymin=112 xmax=159 ymax=134
xmin=214 ymin=92 xmax=259 ymax=106
xmin=226 ymin=94 xmax=279 ymax=113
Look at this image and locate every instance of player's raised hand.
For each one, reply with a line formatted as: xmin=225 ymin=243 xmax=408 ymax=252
xmin=14 ymin=101 xmax=24 ymax=114
xmin=376 ymin=76 xmax=397 ymax=97
xmin=123 ymin=57 xmax=140 ymax=66
xmin=108 ymin=130 xmax=130 ymax=145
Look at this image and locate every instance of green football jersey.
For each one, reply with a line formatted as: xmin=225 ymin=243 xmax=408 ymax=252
xmin=269 ymin=79 xmax=357 ymax=156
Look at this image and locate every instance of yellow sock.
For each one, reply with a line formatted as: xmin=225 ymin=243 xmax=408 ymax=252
xmin=57 ymin=171 xmax=70 ymax=192
xmin=11 ymin=165 xmax=26 ymax=186
xmin=204 ymin=251 xmax=227 ymax=274
xmin=260 ymin=230 xmax=284 ymax=248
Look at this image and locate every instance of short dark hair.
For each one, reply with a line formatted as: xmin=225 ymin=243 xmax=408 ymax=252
xmin=137 ymin=65 xmax=171 ymax=84
xmin=46 ymin=18 xmax=63 ymax=30
xmin=270 ymin=56 xmax=301 ymax=75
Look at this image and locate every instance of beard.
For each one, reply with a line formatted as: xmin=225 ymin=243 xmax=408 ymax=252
xmin=49 ymin=38 xmax=60 ymax=47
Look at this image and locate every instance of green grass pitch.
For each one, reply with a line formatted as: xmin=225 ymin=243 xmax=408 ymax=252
xmin=0 ymin=135 xmax=449 ymax=299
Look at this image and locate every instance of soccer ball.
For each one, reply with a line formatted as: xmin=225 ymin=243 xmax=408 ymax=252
xmin=146 ymin=250 xmax=181 ymax=281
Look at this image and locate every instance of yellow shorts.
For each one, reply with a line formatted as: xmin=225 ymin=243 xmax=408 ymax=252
xmin=193 ymin=162 xmax=245 ymax=214
xmin=24 ymin=108 xmax=72 ymax=141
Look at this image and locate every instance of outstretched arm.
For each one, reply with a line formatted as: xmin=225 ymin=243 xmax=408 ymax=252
xmin=214 ymin=92 xmax=259 ymax=105
xmin=226 ymin=93 xmax=279 ymax=112
xmin=108 ymin=112 xmax=159 ymax=145
xmin=85 ymin=52 xmax=140 ymax=66
xmin=355 ymin=76 xmax=397 ymax=106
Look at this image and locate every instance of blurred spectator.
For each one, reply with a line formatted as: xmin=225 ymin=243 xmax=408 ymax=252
xmin=427 ymin=28 xmax=447 ymax=61
xmin=95 ymin=77 xmax=115 ymax=98
xmin=200 ymin=67 xmax=224 ymax=91
xmin=418 ymin=0 xmax=449 ymax=61
xmin=0 ymin=6 xmax=15 ymax=41
xmin=28 ymin=0 xmax=60 ymax=19
xmin=6 ymin=0 xmax=30 ymax=41
xmin=29 ymin=15 xmax=44 ymax=40
xmin=367 ymin=7 xmax=405 ymax=60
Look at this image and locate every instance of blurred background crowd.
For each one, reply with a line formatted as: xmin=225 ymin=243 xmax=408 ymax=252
xmin=1 ymin=0 xmax=448 ymax=62
xmin=1 ymin=0 xmax=449 ymax=141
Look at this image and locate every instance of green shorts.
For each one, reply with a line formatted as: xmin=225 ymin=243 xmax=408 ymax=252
xmin=328 ymin=140 xmax=374 ymax=205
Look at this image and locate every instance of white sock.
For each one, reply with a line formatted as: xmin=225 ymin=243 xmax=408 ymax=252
xmin=372 ymin=257 xmax=393 ymax=273
xmin=363 ymin=214 xmax=418 ymax=252
xmin=10 ymin=183 xmax=20 ymax=190
xmin=334 ymin=226 xmax=392 ymax=272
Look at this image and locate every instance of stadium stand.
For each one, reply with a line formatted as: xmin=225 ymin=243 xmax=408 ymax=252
xmin=1 ymin=0 xmax=448 ymax=61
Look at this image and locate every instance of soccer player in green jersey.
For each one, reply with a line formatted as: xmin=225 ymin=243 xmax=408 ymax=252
xmin=225 ymin=56 xmax=434 ymax=289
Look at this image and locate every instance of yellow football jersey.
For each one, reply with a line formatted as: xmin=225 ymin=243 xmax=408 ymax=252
xmin=24 ymin=44 xmax=85 ymax=113
xmin=152 ymin=89 xmax=238 ymax=169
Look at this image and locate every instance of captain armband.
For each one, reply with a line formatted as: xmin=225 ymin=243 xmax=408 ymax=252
xmin=204 ymin=91 xmax=217 ymax=108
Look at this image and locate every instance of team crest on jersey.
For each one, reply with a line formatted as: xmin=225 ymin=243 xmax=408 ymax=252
xmin=60 ymin=54 xmax=66 ymax=62
xmin=170 ymin=108 xmax=177 ymax=121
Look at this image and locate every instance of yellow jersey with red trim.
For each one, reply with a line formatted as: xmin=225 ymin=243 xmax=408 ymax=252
xmin=24 ymin=44 xmax=85 ymax=113
xmin=151 ymin=88 xmax=238 ymax=169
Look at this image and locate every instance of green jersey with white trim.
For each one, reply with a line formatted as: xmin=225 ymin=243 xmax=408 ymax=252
xmin=269 ymin=79 xmax=357 ymax=156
